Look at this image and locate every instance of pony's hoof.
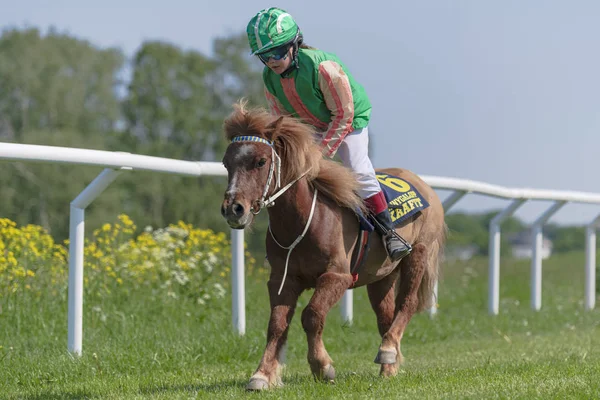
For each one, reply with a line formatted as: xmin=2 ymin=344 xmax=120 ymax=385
xmin=374 ymin=349 xmax=397 ymax=365
xmin=322 ymin=364 xmax=335 ymax=383
xmin=312 ymin=364 xmax=335 ymax=383
xmin=246 ymin=377 xmax=269 ymax=391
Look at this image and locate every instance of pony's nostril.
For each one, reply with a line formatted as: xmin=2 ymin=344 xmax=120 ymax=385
xmin=232 ymin=203 xmax=245 ymax=217
xmin=221 ymin=204 xmax=226 ymax=216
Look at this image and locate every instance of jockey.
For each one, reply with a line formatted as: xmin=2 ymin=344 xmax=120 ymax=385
xmin=246 ymin=7 xmax=411 ymax=262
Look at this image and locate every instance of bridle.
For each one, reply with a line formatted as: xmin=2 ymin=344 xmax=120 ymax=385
xmin=229 ymin=135 xmax=316 ymax=295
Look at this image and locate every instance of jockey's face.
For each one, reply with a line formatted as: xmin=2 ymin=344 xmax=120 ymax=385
xmin=263 ymin=46 xmax=294 ymax=75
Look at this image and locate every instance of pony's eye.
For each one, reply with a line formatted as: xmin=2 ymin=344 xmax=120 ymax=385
xmin=257 ymin=158 xmax=267 ymax=168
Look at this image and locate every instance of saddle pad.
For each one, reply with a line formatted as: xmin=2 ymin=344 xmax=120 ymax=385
xmin=376 ymin=173 xmax=430 ymax=226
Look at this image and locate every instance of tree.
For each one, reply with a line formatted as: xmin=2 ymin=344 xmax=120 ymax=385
xmin=544 ymin=224 xmax=586 ymax=253
xmin=210 ymin=33 xmax=266 ymax=107
xmin=0 ymin=27 xmax=124 ymax=237
xmin=118 ymin=34 xmax=267 ymax=250
xmin=123 ymin=41 xmax=223 ymax=161
xmin=0 ymin=27 xmax=124 ymax=141
xmin=0 ymin=28 xmax=272 ymax=252
xmin=445 ymin=211 xmax=526 ymax=256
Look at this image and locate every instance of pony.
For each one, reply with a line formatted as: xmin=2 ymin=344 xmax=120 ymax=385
xmin=220 ymin=101 xmax=446 ymax=390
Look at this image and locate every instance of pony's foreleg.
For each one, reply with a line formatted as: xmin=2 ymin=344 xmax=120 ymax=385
xmin=247 ymin=278 xmax=303 ymax=391
xmin=301 ymin=271 xmax=353 ymax=383
xmin=375 ymin=243 xmax=427 ymax=377
xmin=367 ymin=268 xmax=401 ymax=377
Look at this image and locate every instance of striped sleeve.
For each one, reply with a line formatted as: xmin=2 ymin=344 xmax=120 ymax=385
xmin=317 ymin=60 xmax=355 ymax=158
xmin=264 ymin=86 xmax=286 ymax=116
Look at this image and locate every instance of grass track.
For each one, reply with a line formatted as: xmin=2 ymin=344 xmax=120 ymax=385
xmin=1 ymin=252 xmax=598 ymax=399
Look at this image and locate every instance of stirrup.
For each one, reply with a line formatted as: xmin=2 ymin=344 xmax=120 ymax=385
xmin=384 ymin=233 xmax=412 ymax=262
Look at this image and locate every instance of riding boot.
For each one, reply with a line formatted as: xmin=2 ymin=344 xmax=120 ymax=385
xmin=372 ymin=208 xmax=412 ymax=262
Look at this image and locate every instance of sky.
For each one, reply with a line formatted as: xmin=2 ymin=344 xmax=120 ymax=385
xmin=2 ymin=0 xmax=600 ymax=226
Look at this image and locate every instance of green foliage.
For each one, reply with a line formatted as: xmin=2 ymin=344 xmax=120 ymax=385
xmin=445 ymin=212 xmax=488 ymax=251
xmin=446 ymin=211 xmax=525 ymax=256
xmin=0 ymin=27 xmax=124 ymax=140
xmin=445 ymin=210 xmax=598 ymax=259
xmin=123 ymin=41 xmax=218 ymax=160
xmin=211 ymin=33 xmax=266 ymax=109
xmin=544 ymin=224 xmax=587 ymax=253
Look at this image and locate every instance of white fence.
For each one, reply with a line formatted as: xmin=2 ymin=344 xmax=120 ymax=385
xmin=0 ymin=143 xmax=597 ymax=355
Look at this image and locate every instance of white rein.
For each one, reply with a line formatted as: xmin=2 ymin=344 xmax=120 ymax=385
xmin=269 ymin=188 xmax=318 ymax=295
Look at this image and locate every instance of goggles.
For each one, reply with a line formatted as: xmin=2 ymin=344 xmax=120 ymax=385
xmin=257 ymin=45 xmax=291 ymax=63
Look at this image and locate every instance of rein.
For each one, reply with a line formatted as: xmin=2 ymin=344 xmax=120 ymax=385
xmin=269 ymin=188 xmax=318 ymax=295
xmin=230 ymin=134 xmax=315 ymax=295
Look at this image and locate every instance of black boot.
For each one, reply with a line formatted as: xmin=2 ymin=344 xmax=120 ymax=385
xmin=372 ymin=209 xmax=412 ymax=262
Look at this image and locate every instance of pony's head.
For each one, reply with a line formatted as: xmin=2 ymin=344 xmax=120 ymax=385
xmin=220 ymin=100 xmax=365 ymax=229
xmin=220 ymin=123 xmax=278 ymax=228
xmin=220 ymin=101 xmax=317 ymax=228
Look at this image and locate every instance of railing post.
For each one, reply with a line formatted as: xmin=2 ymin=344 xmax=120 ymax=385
xmin=530 ymin=201 xmax=566 ymax=311
xmin=430 ymin=281 xmax=438 ymax=317
xmin=488 ymin=199 xmax=526 ymax=315
xmin=341 ymin=289 xmax=353 ymax=324
xmin=68 ymin=206 xmax=85 ymax=356
xmin=68 ymin=168 xmax=122 ymax=355
xmin=585 ymin=214 xmax=600 ymax=311
xmin=231 ymin=228 xmax=246 ymax=335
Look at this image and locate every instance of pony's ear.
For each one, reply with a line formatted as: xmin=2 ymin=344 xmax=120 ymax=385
xmin=266 ymin=116 xmax=284 ymax=139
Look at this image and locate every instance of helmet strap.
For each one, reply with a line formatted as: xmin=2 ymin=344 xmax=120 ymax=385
xmin=280 ymin=41 xmax=300 ymax=78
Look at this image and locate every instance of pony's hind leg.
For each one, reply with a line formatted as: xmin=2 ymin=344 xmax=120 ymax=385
xmin=367 ymin=268 xmax=402 ymax=377
xmin=301 ymin=271 xmax=354 ymax=383
xmin=247 ymin=278 xmax=303 ymax=391
xmin=375 ymin=243 xmax=428 ymax=377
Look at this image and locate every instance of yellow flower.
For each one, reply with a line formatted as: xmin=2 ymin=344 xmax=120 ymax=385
xmin=0 ymin=214 xmax=250 ymax=301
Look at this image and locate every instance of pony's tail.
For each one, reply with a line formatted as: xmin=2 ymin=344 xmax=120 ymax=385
xmin=417 ymin=222 xmax=447 ymax=312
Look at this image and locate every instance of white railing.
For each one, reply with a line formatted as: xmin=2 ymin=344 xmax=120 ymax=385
xmin=419 ymin=176 xmax=599 ymax=316
xmin=0 ymin=143 xmax=597 ymax=355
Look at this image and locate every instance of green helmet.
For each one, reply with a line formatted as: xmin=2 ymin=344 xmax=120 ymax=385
xmin=246 ymin=7 xmax=301 ymax=55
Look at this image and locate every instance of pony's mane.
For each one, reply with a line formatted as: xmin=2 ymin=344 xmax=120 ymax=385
xmin=223 ymin=100 xmax=365 ymax=212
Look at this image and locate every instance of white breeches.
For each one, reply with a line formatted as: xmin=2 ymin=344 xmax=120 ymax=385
xmin=335 ymin=126 xmax=381 ymax=199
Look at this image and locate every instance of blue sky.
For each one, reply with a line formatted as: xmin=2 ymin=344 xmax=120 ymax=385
xmin=3 ymin=0 xmax=600 ymax=225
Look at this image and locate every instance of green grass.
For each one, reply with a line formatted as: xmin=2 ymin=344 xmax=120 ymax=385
xmin=1 ymin=252 xmax=599 ymax=399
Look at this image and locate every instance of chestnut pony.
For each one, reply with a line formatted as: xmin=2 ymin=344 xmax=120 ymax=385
xmin=221 ymin=102 xmax=446 ymax=390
